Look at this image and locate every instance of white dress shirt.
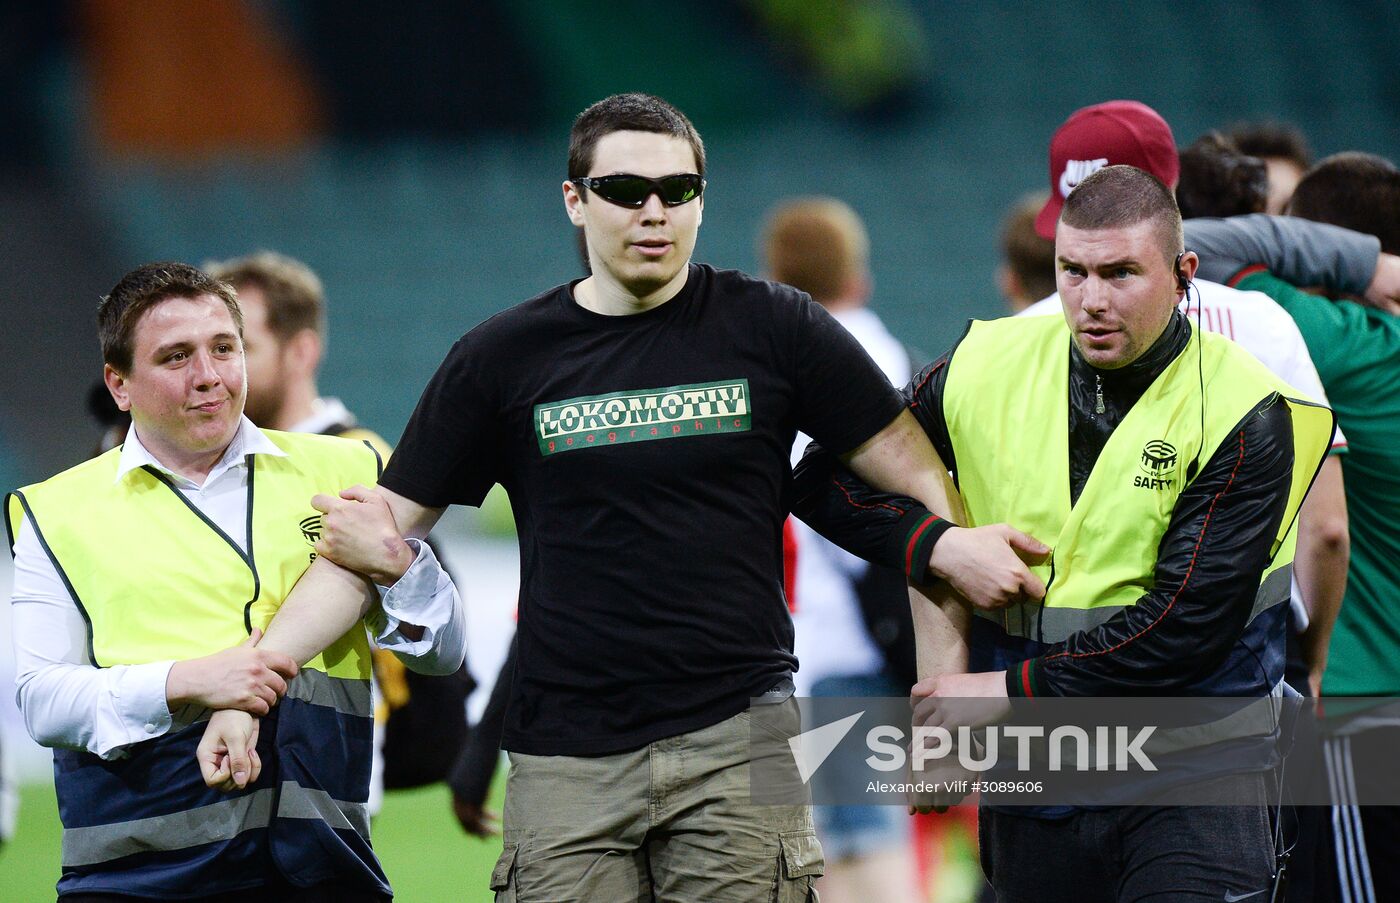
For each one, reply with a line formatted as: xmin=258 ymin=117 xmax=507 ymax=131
xmin=9 ymin=416 xmax=465 ymax=760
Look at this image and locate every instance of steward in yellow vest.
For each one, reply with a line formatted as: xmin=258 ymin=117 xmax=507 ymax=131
xmin=948 ymin=313 xmax=1332 ymax=697
xmin=6 ymin=428 xmax=390 ymax=898
xmin=3 ymin=262 xmax=458 ymax=902
xmin=795 ymin=309 xmax=1331 ymax=699
xmin=790 ymin=148 xmax=1336 ymax=903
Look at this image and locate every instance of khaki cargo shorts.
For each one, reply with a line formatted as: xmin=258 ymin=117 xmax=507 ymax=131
xmin=491 ymin=700 xmax=822 ymax=902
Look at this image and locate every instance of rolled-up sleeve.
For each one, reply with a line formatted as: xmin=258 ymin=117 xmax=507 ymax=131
xmin=368 ymin=538 xmax=467 ymax=675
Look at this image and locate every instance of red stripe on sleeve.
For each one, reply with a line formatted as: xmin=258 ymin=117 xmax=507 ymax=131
xmin=904 ymin=515 xmax=938 ymax=577
xmin=1226 ymin=264 xmax=1267 ymax=288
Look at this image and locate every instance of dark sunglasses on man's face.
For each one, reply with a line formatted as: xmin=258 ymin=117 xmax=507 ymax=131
xmin=573 ymin=173 xmax=706 ymax=208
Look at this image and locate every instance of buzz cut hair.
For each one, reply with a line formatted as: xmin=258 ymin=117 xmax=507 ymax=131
xmin=1060 ymin=164 xmax=1184 ymax=264
xmin=568 ymin=93 xmax=706 ymax=183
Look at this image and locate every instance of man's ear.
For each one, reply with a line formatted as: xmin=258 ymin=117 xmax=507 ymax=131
xmin=848 ymin=270 xmax=871 ymax=304
xmin=564 ymin=180 xmax=586 ymax=227
xmin=104 ymin=363 xmax=132 ymax=412
xmin=1178 ymin=250 xmax=1200 ymax=285
xmin=285 ymin=329 xmax=323 ymax=380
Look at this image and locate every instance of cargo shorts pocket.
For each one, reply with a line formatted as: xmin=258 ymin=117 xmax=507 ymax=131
xmin=490 ymin=841 xmax=519 ymax=902
xmin=777 ymin=830 xmax=824 ymax=902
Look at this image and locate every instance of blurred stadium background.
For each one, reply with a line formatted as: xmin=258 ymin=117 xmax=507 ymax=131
xmin=2 ymin=1 xmax=1398 ymax=899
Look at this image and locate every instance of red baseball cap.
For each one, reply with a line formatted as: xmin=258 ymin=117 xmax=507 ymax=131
xmin=1035 ymin=100 xmax=1180 ymax=238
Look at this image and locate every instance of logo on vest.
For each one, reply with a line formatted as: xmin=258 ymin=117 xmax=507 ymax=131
xmin=1134 ymin=440 xmax=1177 ymax=490
xmin=299 ymin=515 xmax=323 ymax=545
xmin=1059 ymin=158 xmax=1109 ymax=198
xmin=300 ymin=514 xmax=323 ymax=562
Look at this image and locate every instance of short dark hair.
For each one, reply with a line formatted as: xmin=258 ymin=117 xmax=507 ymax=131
xmin=567 ymin=93 xmax=706 ymax=182
xmin=1287 ymin=152 xmax=1400 ymax=255
xmin=1225 ymin=120 xmax=1312 ymax=169
xmin=99 ymin=262 xmax=242 ymax=373
xmin=1060 ymin=165 xmax=1183 ymax=263
xmin=206 ymin=251 xmax=325 ymax=341
xmin=1175 ymin=132 xmax=1268 ymax=219
xmin=1001 ymin=192 xmax=1058 ymax=301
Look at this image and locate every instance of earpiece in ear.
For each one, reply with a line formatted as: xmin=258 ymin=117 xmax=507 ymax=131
xmin=1174 ymin=251 xmax=1188 ymax=292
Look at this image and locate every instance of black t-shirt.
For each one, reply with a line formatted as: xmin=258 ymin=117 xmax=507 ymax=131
xmin=381 ymin=263 xmax=904 ymax=755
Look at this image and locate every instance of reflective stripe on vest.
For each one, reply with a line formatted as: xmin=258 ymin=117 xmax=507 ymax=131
xmin=60 ymin=781 xmax=370 ymax=868
xmin=945 ymin=316 xmax=1334 ymax=645
xmin=975 ymin=559 xmax=1295 ymax=642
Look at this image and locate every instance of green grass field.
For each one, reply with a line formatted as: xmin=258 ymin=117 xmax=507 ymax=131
xmin=2 ymin=775 xmax=987 ymax=901
xmin=1 ymin=777 xmax=507 ymax=902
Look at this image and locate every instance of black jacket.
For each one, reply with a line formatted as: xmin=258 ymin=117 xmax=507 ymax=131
xmin=791 ymin=312 xmax=1299 ymax=697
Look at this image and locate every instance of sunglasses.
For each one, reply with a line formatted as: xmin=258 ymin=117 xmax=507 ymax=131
xmin=573 ymin=173 xmax=706 ymax=208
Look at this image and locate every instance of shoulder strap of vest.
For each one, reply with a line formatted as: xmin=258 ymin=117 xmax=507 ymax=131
xmin=328 ymin=427 xmax=389 ymax=477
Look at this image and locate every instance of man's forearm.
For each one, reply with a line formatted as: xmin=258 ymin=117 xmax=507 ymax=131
xmin=841 ymin=409 xmax=965 ymax=523
xmin=841 ymin=411 xmax=977 ymax=673
xmin=1295 ymin=456 xmax=1349 ymax=694
xmin=791 ymin=446 xmax=946 ymax=578
xmin=269 ymin=485 xmax=451 ymax=667
xmin=910 ymin=582 xmax=968 ymax=682
xmin=257 ymin=556 xmax=376 ymax=665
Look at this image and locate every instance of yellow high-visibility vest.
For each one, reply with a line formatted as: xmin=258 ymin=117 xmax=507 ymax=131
xmin=943 ymin=315 xmax=1333 ymax=643
xmin=7 ymin=429 xmax=379 ymax=679
xmin=5 ymin=429 xmax=391 ymax=895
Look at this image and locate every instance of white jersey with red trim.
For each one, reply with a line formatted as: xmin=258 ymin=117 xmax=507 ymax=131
xmin=789 ymin=307 xmax=913 ymax=694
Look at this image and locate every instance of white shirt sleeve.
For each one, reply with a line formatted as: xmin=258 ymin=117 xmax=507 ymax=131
xmin=9 ymin=514 xmax=176 ymax=760
xmin=367 ymin=538 xmax=467 ymax=676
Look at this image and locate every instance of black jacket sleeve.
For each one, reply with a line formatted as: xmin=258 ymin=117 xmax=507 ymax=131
xmin=448 ymin=632 xmax=516 ymax=805
xmin=1007 ymin=396 xmax=1295 ymax=697
xmin=790 ymin=353 xmax=958 ymax=581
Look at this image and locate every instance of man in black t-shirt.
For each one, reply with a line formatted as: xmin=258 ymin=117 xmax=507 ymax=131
xmin=202 ymin=93 xmax=1050 ymax=900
